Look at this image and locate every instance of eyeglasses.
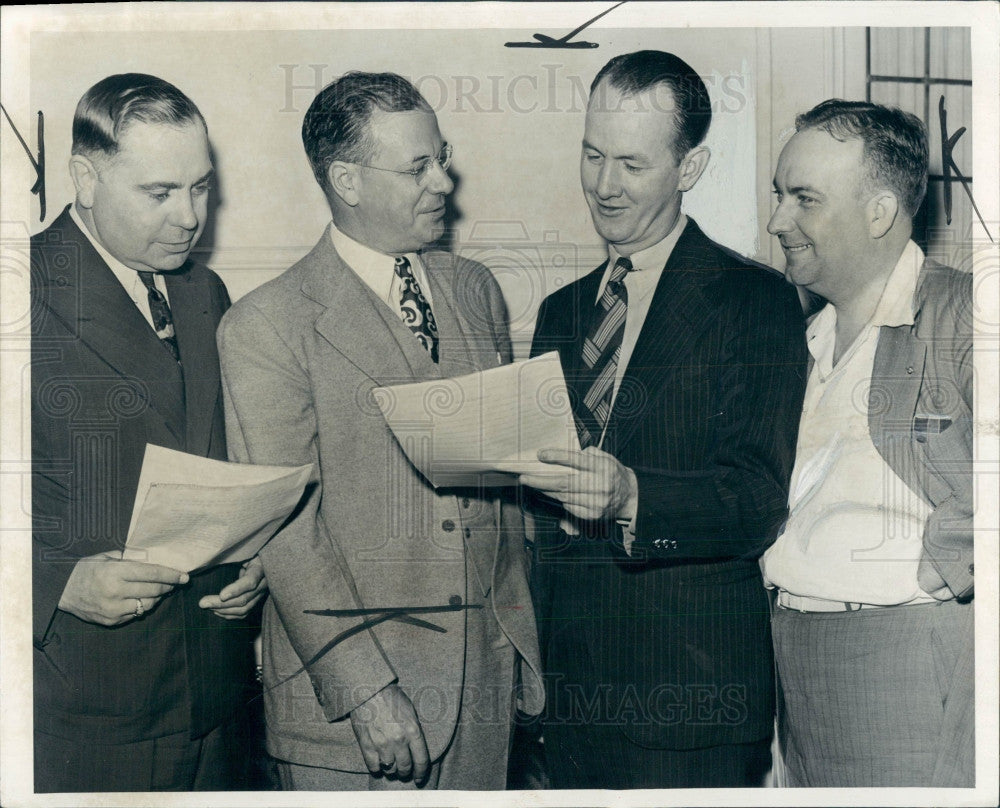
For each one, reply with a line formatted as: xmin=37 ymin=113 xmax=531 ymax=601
xmin=356 ymin=143 xmax=453 ymax=185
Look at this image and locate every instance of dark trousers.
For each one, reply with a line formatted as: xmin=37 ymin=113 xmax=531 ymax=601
xmin=35 ymin=720 xmax=241 ymax=793
xmin=542 ymin=615 xmax=771 ymax=789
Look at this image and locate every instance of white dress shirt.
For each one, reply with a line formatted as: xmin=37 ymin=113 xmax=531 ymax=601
xmin=329 ymin=221 xmax=433 ymax=313
xmin=70 ymin=204 xmax=169 ymax=330
xmin=760 ymin=241 xmax=934 ymax=606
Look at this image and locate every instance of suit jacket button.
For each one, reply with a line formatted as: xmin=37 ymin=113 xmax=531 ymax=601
xmin=449 ymin=595 xmax=463 ymax=606
xmin=969 ymin=563 xmax=974 ymax=575
xmin=463 ymin=527 xmax=471 ymax=539
xmin=670 ymin=540 xmax=678 ymax=550
xmin=442 ymin=519 xmax=455 ymax=532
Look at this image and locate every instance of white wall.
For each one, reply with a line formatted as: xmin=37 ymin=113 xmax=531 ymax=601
xmin=30 ymin=26 xmax=864 ymax=353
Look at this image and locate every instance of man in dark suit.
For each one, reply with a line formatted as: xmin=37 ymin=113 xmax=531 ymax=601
xmin=520 ymin=50 xmax=808 ymax=788
xmin=31 ymin=73 xmax=265 ymax=792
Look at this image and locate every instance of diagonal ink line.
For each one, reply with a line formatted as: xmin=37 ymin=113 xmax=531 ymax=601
xmin=253 ymin=604 xmax=481 ymax=702
xmin=391 ymin=613 xmax=447 ymax=633
xmin=505 ymin=0 xmax=626 ymax=48
xmin=556 ymin=0 xmax=627 ymax=43
xmin=0 ymin=102 xmax=40 ymax=170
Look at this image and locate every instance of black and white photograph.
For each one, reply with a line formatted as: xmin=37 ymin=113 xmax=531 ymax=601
xmin=1 ymin=2 xmax=997 ymax=806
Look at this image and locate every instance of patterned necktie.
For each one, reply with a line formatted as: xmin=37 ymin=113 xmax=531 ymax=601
xmin=394 ymin=256 xmax=439 ymax=363
xmin=137 ymin=271 xmax=181 ymax=362
xmin=578 ymin=256 xmax=633 ymax=448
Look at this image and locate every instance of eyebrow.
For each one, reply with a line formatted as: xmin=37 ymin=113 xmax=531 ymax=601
xmin=138 ymin=168 xmax=215 ymax=192
xmin=403 ymin=143 xmax=446 ymax=167
xmin=773 ymin=180 xmax=824 ymax=198
xmin=582 ymin=140 xmax=647 ymax=162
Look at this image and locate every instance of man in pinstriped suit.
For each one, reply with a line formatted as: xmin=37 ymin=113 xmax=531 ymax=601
xmin=520 ymin=50 xmax=808 ymax=788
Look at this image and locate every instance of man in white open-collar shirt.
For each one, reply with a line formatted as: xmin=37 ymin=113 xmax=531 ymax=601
xmin=762 ymin=99 xmax=974 ymax=787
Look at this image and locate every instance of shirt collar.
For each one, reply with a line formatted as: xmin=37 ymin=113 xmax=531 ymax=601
xmin=805 ymin=240 xmax=924 ymax=369
xmin=329 ymin=220 xmax=419 ymax=302
xmin=608 ymin=213 xmax=687 ymax=273
xmin=869 ymin=239 xmax=923 ymax=328
xmin=69 ymin=204 xmax=145 ymax=280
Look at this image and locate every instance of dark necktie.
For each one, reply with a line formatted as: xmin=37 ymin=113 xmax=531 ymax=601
xmin=577 ymin=256 xmax=633 ymax=448
xmin=137 ymin=271 xmax=181 ymax=362
xmin=394 ymin=256 xmax=439 ymax=363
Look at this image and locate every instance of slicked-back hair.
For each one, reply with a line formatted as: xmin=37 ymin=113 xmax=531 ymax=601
xmin=72 ymin=73 xmax=204 ymax=158
xmin=590 ymin=50 xmax=712 ymax=162
xmin=795 ymin=99 xmax=929 ymax=217
xmin=302 ymin=71 xmax=432 ymax=195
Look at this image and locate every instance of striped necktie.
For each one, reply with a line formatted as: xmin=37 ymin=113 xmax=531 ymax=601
xmin=394 ymin=256 xmax=439 ymax=363
xmin=577 ymin=256 xmax=633 ymax=448
xmin=137 ymin=271 xmax=180 ymax=363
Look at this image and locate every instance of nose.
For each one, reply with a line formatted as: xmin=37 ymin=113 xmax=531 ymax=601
xmin=595 ymin=161 xmax=621 ymax=200
xmin=425 ymin=160 xmax=454 ymax=196
xmin=170 ymin=191 xmax=200 ymax=231
xmin=767 ymin=200 xmax=792 ymax=236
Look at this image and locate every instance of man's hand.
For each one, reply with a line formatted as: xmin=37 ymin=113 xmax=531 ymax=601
xmin=350 ymin=684 xmax=430 ymax=784
xmin=519 ymin=446 xmax=638 ymax=523
xmin=198 ymin=556 xmax=267 ymax=619
xmin=58 ymin=552 xmax=189 ymax=626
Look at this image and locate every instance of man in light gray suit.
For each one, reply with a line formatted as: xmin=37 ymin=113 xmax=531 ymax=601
xmin=217 ymin=71 xmax=543 ymax=790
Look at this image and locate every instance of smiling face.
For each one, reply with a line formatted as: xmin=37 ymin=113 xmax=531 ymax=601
xmin=581 ymin=80 xmax=694 ymax=256
xmin=349 ymin=108 xmax=453 ymax=255
xmin=77 ymin=120 xmax=213 ymax=272
xmin=768 ymin=128 xmax=876 ymax=302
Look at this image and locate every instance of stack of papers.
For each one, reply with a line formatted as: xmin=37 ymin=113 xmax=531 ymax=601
xmin=122 ymin=444 xmax=313 ymax=572
xmin=375 ymin=351 xmax=580 ymax=487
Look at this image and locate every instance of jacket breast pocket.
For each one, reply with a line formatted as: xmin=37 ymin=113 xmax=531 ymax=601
xmin=915 ymin=414 xmax=972 ymax=501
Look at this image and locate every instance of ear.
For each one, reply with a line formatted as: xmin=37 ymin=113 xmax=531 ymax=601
xmin=868 ymin=190 xmax=899 ymax=239
xmin=677 ymin=146 xmax=710 ymax=193
xmin=327 ymin=161 xmax=360 ymax=207
xmin=68 ymin=153 xmax=99 ymax=209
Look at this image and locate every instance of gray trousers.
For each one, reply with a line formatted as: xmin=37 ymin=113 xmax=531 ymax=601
xmin=276 ymin=588 xmax=517 ymax=791
xmin=772 ymin=598 xmax=974 ymax=787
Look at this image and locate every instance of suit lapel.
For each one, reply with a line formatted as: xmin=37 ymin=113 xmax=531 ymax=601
xmin=561 ymin=265 xmax=608 ymax=446
xmin=605 ymin=220 xmax=719 ymax=453
xmin=422 ymin=252 xmax=490 ymax=378
xmin=301 ymin=230 xmax=439 ymax=385
xmin=41 ymin=211 xmax=186 ymax=442
xmin=868 ymin=261 xmax=928 ymax=473
xmin=164 ymin=268 xmax=219 ymax=454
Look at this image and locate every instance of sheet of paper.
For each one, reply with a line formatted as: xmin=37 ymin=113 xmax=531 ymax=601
xmin=375 ymin=351 xmax=580 ymax=488
xmin=122 ymin=444 xmax=313 ymax=572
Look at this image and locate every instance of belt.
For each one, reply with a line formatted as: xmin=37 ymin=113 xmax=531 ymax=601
xmin=776 ymin=590 xmax=880 ymax=612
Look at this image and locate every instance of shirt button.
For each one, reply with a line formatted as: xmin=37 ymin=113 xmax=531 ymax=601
xmin=906 ymin=366 xmax=914 ymax=374
xmin=462 ymin=498 xmax=470 ymax=508
xmin=442 ymin=519 xmax=455 ymax=532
